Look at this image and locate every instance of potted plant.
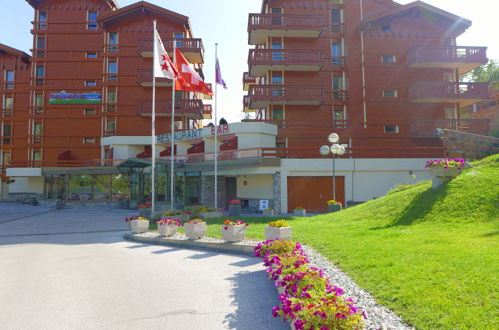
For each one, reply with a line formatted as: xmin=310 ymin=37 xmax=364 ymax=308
xmin=137 ymin=203 xmax=152 ymax=218
xmin=130 ymin=216 xmax=149 ymax=234
xmin=124 ymin=215 xmax=139 ymax=230
xmin=228 ymin=199 xmax=242 ymax=217
xmin=184 ymin=219 xmax=207 ymax=240
xmin=156 ymin=218 xmax=182 ymax=237
xmin=293 ymin=206 xmax=306 ymax=217
xmin=55 ymin=199 xmax=65 ymax=210
xmin=425 ymin=158 xmax=465 ymax=188
xmin=222 ymin=219 xmax=250 ymax=242
xmin=262 ymin=208 xmax=274 ymax=217
xmin=326 ymin=200 xmax=342 ymax=213
xmin=198 ymin=206 xmax=223 ymax=220
xmin=264 ymin=219 xmax=292 ymax=241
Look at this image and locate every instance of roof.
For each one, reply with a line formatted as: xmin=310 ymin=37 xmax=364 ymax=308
xmin=0 ymin=43 xmax=31 ymax=62
xmin=98 ymin=1 xmax=190 ymax=29
xmin=363 ymin=1 xmax=471 ymax=30
xmin=25 ymin=0 xmax=119 ymax=10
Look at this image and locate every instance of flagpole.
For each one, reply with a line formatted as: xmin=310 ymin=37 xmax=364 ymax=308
xmin=214 ymin=43 xmax=219 ymax=210
xmin=151 ymin=20 xmax=157 ymax=215
xmin=170 ymin=40 xmax=176 ymax=210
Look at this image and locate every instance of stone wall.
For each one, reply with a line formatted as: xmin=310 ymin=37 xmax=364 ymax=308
xmin=273 ymin=172 xmax=281 ymax=214
xmin=201 ymin=175 xmax=226 ymax=209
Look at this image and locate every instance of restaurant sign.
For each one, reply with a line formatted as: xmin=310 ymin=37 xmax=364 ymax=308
xmin=157 ymin=124 xmax=231 ymax=143
xmin=49 ymin=91 xmax=101 ymax=104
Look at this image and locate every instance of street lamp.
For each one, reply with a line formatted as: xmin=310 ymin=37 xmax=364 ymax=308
xmin=320 ymin=133 xmax=346 ymax=201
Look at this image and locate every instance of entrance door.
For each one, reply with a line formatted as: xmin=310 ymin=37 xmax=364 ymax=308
xmin=225 ymin=177 xmax=237 ymax=207
xmin=287 ymin=176 xmax=345 ymax=213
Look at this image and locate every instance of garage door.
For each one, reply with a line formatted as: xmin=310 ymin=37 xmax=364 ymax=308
xmin=287 ymin=176 xmax=345 ymax=213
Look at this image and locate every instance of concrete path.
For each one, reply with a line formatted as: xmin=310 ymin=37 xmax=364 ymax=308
xmin=0 ymin=204 xmax=287 ymax=330
xmin=0 ymin=201 xmax=53 ymax=224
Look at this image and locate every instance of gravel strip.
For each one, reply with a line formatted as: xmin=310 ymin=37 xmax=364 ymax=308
xmin=135 ymin=231 xmax=260 ymax=246
xmin=301 ymin=245 xmax=414 ymax=330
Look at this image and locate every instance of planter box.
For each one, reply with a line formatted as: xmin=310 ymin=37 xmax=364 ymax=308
xmin=264 ymin=226 xmax=292 ymax=241
xmin=228 ymin=204 xmax=242 ymax=217
xmin=138 ymin=208 xmax=152 ymax=219
xmin=158 ymin=223 xmax=178 ymax=237
xmin=198 ymin=211 xmax=223 ymax=220
xmin=262 ymin=209 xmax=274 ymax=217
xmin=327 ymin=204 xmax=342 ymax=213
xmin=130 ymin=220 xmax=149 ymax=234
xmin=222 ymin=224 xmax=247 ymax=242
xmin=184 ymin=222 xmax=207 ymax=239
xmin=294 ymin=209 xmax=306 ymax=217
xmin=430 ymin=167 xmax=460 ymax=189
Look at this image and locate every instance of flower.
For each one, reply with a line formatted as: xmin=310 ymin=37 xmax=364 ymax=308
xmin=222 ymin=219 xmax=250 ymax=229
xmin=326 ymin=200 xmax=341 ymax=206
xmin=229 ymin=199 xmax=241 ymax=205
xmin=425 ymin=158 xmax=466 ymax=170
xmin=156 ymin=218 xmax=183 ymax=226
xmin=268 ymin=220 xmax=290 ymax=228
xmin=124 ymin=215 xmax=139 ymax=222
xmin=186 ymin=218 xmax=203 ymax=224
xmin=294 ymin=206 xmax=304 ymax=210
xmin=137 ymin=203 xmax=152 ymax=209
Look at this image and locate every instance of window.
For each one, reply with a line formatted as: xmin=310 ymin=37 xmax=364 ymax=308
xmin=333 ymin=109 xmax=345 ymax=121
xmin=87 ymin=11 xmax=98 ymax=30
xmin=4 ymin=96 xmax=13 ymax=109
xmin=333 ymin=76 xmax=345 ymax=100
xmin=32 ymin=150 xmax=42 ymax=161
xmin=331 ymin=42 xmax=343 ymax=65
xmin=36 ymin=37 xmax=46 ymax=57
xmin=107 ymin=32 xmax=118 ymax=52
xmin=2 ymin=123 xmax=12 ymax=144
xmin=33 ymin=122 xmax=43 ymax=135
xmin=382 ymin=89 xmax=398 ymax=98
xmin=381 ymin=24 xmax=391 ymax=33
xmin=36 ymin=66 xmax=45 ymax=77
xmin=106 ymin=61 xmax=117 ymax=82
xmin=271 ymin=73 xmax=284 ymax=96
xmin=84 ymin=109 xmax=96 ymax=115
xmin=271 ymin=40 xmax=284 ymax=61
xmin=381 ymin=55 xmax=396 ymax=63
xmin=34 ymin=93 xmax=44 ymax=106
xmin=272 ymin=107 xmax=283 ymax=120
xmin=384 ymin=125 xmax=399 ymax=133
xmin=83 ymin=137 xmax=96 ymax=144
xmin=271 ymin=8 xmax=282 ymax=25
xmin=106 ymin=89 xmax=117 ymax=103
xmin=37 ymin=11 xmax=47 ymax=29
xmin=331 ymin=9 xmax=342 ymax=23
xmin=85 ymin=81 xmax=97 ymax=87
xmin=174 ymin=32 xmax=184 ymax=48
xmin=4 ymin=70 xmax=14 ymax=89
xmin=86 ymin=52 xmax=97 ymax=58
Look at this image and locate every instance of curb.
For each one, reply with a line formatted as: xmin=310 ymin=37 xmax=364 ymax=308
xmin=124 ymin=233 xmax=257 ymax=256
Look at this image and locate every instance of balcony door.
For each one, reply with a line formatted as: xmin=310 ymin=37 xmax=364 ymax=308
xmin=271 ymin=39 xmax=284 ymax=61
xmin=271 ymin=8 xmax=282 ymax=25
xmin=271 ymin=72 xmax=284 ymax=96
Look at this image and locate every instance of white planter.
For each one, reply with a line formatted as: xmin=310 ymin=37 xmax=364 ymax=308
xmin=222 ymin=224 xmax=246 ymax=242
xmin=158 ymin=223 xmax=178 ymax=237
xmin=198 ymin=211 xmax=223 ymax=220
xmin=184 ymin=222 xmax=207 ymax=239
xmin=264 ymin=226 xmax=292 ymax=241
xmin=430 ymin=167 xmax=460 ymax=189
xmin=294 ymin=209 xmax=306 ymax=217
xmin=130 ymin=220 xmax=149 ymax=234
xmin=262 ymin=209 xmax=274 ymax=217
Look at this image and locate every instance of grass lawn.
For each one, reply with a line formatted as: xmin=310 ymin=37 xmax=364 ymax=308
xmin=190 ymin=155 xmax=498 ymax=329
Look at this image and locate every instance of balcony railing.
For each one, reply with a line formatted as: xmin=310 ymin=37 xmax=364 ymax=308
xmin=409 ymin=82 xmax=490 ymax=106
xmin=249 ymin=49 xmax=323 ymax=75
xmin=137 ymin=69 xmax=171 ymax=87
xmin=248 ymin=14 xmax=326 ymax=44
xmin=137 ymin=38 xmax=204 ymax=62
xmin=1 ymin=109 xmax=13 ymax=117
xmin=411 ymin=119 xmax=492 ymax=137
xmin=408 ymin=46 xmax=488 ymax=74
xmin=243 ymin=72 xmax=257 ymax=91
xmin=0 ymin=137 xmax=11 ymax=145
xmin=137 ymin=99 xmax=204 ymax=118
xmin=248 ymin=85 xmax=324 ymax=107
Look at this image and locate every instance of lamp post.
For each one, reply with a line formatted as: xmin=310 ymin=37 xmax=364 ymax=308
xmin=320 ymin=133 xmax=345 ymax=202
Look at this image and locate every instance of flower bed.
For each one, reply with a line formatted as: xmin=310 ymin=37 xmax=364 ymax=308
xmin=254 ymin=239 xmax=365 ymax=330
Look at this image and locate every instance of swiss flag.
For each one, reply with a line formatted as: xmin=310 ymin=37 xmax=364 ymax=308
xmin=175 ymin=48 xmax=213 ymax=96
xmin=153 ymin=29 xmax=178 ymax=80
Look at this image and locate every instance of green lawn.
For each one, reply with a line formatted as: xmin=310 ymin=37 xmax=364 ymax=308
xmin=198 ymin=155 xmax=499 ymax=329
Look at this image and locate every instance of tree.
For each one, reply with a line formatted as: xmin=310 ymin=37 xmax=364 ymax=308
xmin=464 ymin=59 xmax=499 ymax=90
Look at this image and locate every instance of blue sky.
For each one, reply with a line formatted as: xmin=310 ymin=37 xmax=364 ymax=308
xmin=0 ymin=0 xmax=496 ymax=123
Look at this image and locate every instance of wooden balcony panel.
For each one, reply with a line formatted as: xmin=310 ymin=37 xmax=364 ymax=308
xmin=248 ymin=85 xmax=324 ymax=107
xmin=136 ymin=69 xmax=172 ymax=87
xmin=411 ymin=119 xmax=492 ymax=137
xmin=137 ymin=99 xmax=204 ymax=118
xmin=409 ymin=82 xmax=490 ymax=107
xmin=249 ymin=49 xmax=323 ymax=76
xmin=243 ymin=72 xmax=257 ymax=91
xmin=248 ymin=14 xmax=326 ymax=44
xmin=202 ymin=104 xmax=212 ymax=119
xmin=137 ymin=38 xmax=204 ymax=63
xmin=408 ymin=46 xmax=488 ymax=74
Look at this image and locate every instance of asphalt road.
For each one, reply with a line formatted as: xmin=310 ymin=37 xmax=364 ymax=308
xmin=0 ymin=204 xmax=287 ymax=330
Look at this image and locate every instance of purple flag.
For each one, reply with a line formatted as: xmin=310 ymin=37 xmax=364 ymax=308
xmin=215 ymin=58 xmax=227 ymax=89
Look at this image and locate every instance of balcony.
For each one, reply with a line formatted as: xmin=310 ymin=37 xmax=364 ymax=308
xmin=411 ymin=119 xmax=492 ymax=137
xmin=249 ymin=49 xmax=323 ymax=76
xmin=248 ymin=85 xmax=324 ymax=108
xmin=408 ymin=46 xmax=488 ymax=74
xmin=243 ymin=95 xmax=253 ymax=113
xmin=136 ymin=99 xmax=204 ymax=119
xmin=137 ymin=69 xmax=172 ymax=87
xmin=409 ymin=82 xmax=490 ymax=107
xmin=137 ymin=38 xmax=204 ymax=63
xmin=248 ymin=14 xmax=326 ymax=44
xmin=243 ymin=72 xmax=257 ymax=91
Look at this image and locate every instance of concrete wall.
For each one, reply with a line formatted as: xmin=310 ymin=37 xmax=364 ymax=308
xmin=8 ymin=177 xmax=44 ymax=194
xmin=279 ymin=158 xmax=432 ymax=213
xmin=237 ymin=174 xmax=274 ymax=199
